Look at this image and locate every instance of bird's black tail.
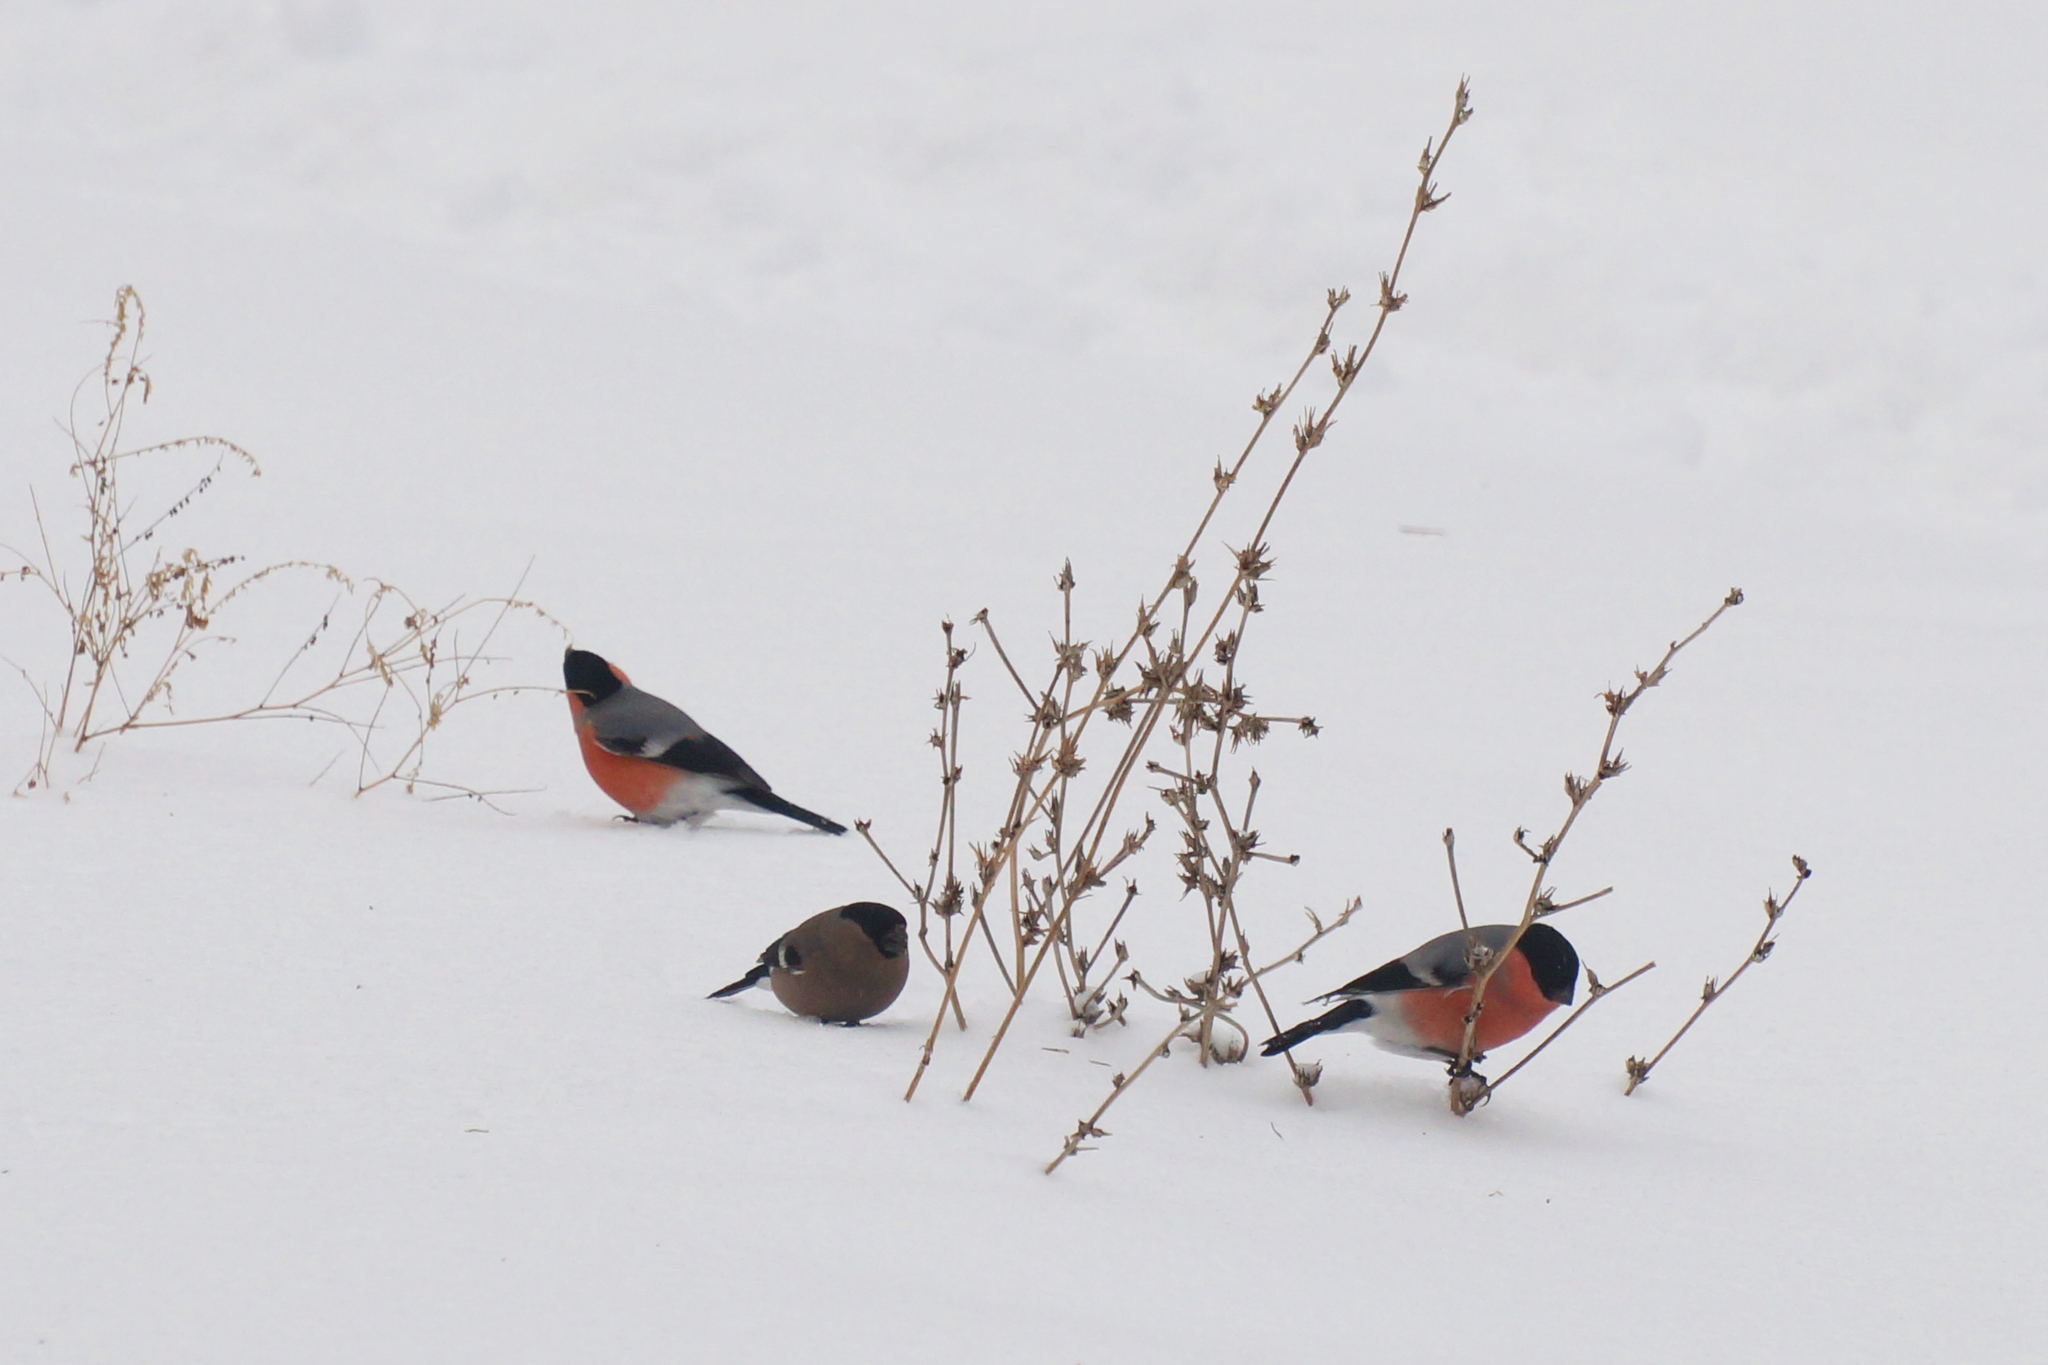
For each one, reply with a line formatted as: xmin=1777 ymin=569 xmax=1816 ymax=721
xmin=708 ymin=964 xmax=771 ymax=999
xmin=734 ymin=787 xmax=847 ymax=835
xmin=1259 ymin=998 xmax=1376 ymax=1057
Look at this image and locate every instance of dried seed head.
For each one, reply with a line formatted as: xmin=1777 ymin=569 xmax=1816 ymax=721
xmin=1448 ymin=1072 xmax=1489 ymax=1114
xmin=1233 ymin=541 xmax=1274 ymax=579
xmin=1293 ymin=410 xmax=1326 ymax=454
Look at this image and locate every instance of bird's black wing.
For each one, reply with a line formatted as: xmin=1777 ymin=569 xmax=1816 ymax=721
xmin=587 ymin=688 xmax=770 ymax=787
xmin=1319 ymin=957 xmax=1433 ymax=1000
xmin=647 ymin=731 xmax=768 ymax=787
xmin=1318 ymin=927 xmax=1483 ymax=1000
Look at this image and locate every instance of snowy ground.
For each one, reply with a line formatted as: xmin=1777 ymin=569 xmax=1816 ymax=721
xmin=3 ymin=3 xmax=2044 ymax=1361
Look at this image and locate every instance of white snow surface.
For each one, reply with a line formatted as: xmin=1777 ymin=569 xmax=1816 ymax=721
xmin=3 ymin=3 xmax=2044 ymax=1361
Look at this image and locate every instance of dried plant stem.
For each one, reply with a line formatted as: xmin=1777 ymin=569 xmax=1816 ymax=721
xmin=1044 ymin=1018 xmax=1182 ymax=1175
xmin=1444 ymin=827 xmax=1472 ymax=933
xmin=1251 ymin=898 xmax=1363 ymax=979
xmin=857 ymin=622 xmax=976 ymax=1027
xmin=1624 ymin=855 xmax=1811 ymax=1094
xmin=1448 ymin=588 xmax=1745 ymax=1105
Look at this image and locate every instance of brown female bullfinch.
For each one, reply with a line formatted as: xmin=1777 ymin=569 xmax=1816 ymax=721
xmin=562 ymin=648 xmax=845 ymax=834
xmin=708 ymin=902 xmax=911 ymax=1024
xmin=1261 ymin=922 xmax=1579 ymax=1061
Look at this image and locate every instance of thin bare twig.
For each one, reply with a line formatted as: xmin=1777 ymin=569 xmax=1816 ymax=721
xmin=1624 ymin=855 xmax=1811 ymax=1094
xmin=1045 ymin=1018 xmax=1183 ymax=1174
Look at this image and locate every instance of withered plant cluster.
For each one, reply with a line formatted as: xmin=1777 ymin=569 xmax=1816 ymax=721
xmin=1 ymin=286 xmax=564 ymax=802
xmin=860 ymin=82 xmax=1479 ymax=1171
xmin=863 ymin=84 xmax=1809 ymax=1168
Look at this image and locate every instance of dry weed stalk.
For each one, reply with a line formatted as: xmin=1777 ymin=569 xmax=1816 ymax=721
xmin=860 ymin=82 xmax=1477 ymax=1168
xmin=2 ymin=287 xmax=564 ymax=801
xmin=1438 ymin=590 xmax=1745 ymax=1116
xmin=1623 ymin=854 xmax=1811 ymax=1094
xmin=856 ymin=619 xmax=976 ymax=1028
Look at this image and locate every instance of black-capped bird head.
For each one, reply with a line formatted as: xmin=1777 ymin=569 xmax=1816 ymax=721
xmin=1517 ymin=921 xmax=1580 ymax=1006
xmin=563 ymin=648 xmax=627 ymax=706
xmin=838 ymin=902 xmax=909 ymax=960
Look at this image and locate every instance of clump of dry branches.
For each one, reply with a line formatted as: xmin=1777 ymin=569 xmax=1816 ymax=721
xmin=2 ymin=287 xmax=564 ymax=801
xmin=860 ymin=80 xmax=1481 ymax=1173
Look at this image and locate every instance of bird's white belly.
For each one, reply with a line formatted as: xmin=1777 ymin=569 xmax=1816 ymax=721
xmin=641 ymin=771 xmax=745 ymax=825
xmin=1334 ymin=994 xmax=1445 ymax=1059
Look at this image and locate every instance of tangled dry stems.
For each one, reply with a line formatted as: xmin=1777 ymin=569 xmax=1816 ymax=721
xmin=857 ymin=80 xmax=1481 ymax=1172
xmin=2 ymin=287 xmax=566 ymax=802
xmin=864 ymin=76 xmax=1803 ymax=1160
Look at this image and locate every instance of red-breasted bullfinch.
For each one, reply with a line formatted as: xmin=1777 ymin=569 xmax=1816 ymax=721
xmin=708 ymin=902 xmax=910 ymax=1024
xmin=563 ymin=648 xmax=846 ymax=834
xmin=1261 ymin=922 xmax=1579 ymax=1061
